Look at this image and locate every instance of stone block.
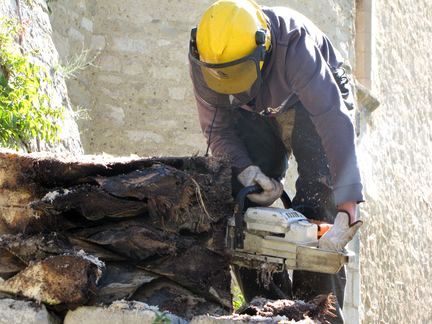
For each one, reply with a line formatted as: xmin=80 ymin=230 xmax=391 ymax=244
xmin=64 ymin=301 xmax=187 ymax=324
xmin=157 ymin=39 xmax=172 ymax=46
xmin=67 ymin=27 xmax=85 ymax=42
xmin=0 ymin=299 xmax=59 ymax=324
xmin=149 ymin=66 xmax=182 ymax=81
xmin=343 ymin=305 xmax=359 ymax=324
xmin=52 ymin=33 xmax=71 ymax=59
xmin=81 ymin=17 xmax=93 ymax=32
xmin=112 ymin=37 xmax=149 ymax=54
xmin=344 ymin=270 xmax=353 ymax=306
xmin=122 ymin=62 xmax=144 ymax=76
xmin=98 ymin=55 xmax=122 ymax=72
xmin=103 ymin=104 xmax=126 ymax=126
xmin=352 ymin=271 xmax=360 ymax=307
xmin=126 ymin=130 xmax=164 ymax=144
xmin=169 ymin=87 xmax=187 ymax=100
xmin=191 ymin=315 xmax=316 ymax=323
xmin=91 ymin=35 xmax=106 ymax=50
xmin=191 ymin=316 xmax=248 ymax=324
xmin=67 ymin=81 xmax=92 ymax=108
xmin=97 ymin=74 xmax=124 ymax=84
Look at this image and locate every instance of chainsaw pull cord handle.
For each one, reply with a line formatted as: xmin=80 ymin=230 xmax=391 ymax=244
xmin=233 ymin=184 xmax=292 ymax=249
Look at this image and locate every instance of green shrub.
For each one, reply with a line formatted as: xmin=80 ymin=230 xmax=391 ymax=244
xmin=232 ymin=284 xmax=246 ymax=311
xmin=0 ymin=18 xmax=64 ymax=151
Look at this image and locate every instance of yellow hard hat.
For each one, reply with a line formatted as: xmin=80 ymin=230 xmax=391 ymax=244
xmin=197 ymin=0 xmax=270 ymax=64
xmin=189 ymin=0 xmax=271 ymax=105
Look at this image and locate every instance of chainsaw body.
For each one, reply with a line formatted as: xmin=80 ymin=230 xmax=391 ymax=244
xmin=227 ymin=186 xmax=351 ymax=274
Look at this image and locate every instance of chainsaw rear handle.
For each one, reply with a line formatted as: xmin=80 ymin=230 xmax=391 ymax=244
xmin=234 ymin=184 xmax=292 ymax=249
xmin=235 ymin=184 xmax=292 ymax=210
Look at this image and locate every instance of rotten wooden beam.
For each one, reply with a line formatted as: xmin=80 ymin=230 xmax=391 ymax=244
xmin=0 ymin=149 xmax=234 ymax=319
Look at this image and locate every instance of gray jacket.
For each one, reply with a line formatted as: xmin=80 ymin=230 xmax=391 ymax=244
xmin=194 ymin=6 xmax=363 ymax=205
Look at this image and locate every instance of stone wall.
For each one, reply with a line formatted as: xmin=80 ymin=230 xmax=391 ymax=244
xmin=357 ymin=0 xmax=432 ymax=322
xmin=48 ymin=0 xmax=355 ymax=156
xmin=0 ymin=0 xmax=82 ymax=155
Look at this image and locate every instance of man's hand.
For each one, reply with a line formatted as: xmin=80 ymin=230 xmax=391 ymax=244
xmin=237 ymin=165 xmax=283 ymax=206
xmin=318 ymin=210 xmax=363 ymax=252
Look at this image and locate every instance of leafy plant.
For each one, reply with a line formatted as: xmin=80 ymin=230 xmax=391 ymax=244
xmin=55 ymin=49 xmax=98 ymax=80
xmin=152 ymin=312 xmax=171 ymax=324
xmin=0 ymin=18 xmax=64 ymax=151
xmin=232 ymin=284 xmax=246 ymax=311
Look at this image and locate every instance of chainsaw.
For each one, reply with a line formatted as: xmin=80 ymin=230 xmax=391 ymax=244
xmin=226 ymin=185 xmax=352 ymax=274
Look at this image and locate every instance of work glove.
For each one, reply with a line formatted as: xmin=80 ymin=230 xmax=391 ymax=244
xmin=237 ymin=165 xmax=283 ymax=206
xmin=319 ymin=211 xmax=363 ymax=252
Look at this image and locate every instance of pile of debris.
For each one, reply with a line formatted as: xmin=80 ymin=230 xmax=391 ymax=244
xmin=0 ymin=149 xmax=335 ymax=323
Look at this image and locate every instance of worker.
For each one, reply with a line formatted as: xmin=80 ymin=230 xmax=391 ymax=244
xmin=188 ymin=0 xmax=363 ymax=322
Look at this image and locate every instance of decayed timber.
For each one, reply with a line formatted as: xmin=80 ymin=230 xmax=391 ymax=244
xmin=0 ymin=149 xmax=233 ymax=234
xmin=71 ymin=219 xmax=186 ymax=261
xmin=95 ymin=262 xmax=159 ymax=304
xmin=0 ymin=149 xmax=234 ymax=319
xmin=0 ymin=254 xmax=103 ymax=307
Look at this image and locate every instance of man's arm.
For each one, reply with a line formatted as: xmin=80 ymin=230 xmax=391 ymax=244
xmin=196 ymin=97 xmax=283 ymax=206
xmin=195 ymin=96 xmax=252 ymax=171
xmin=284 ymin=27 xmax=363 ymax=211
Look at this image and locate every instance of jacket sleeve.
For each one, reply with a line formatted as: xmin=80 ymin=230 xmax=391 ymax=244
xmin=196 ymin=96 xmax=253 ymax=171
xmin=284 ymin=28 xmax=364 ymax=205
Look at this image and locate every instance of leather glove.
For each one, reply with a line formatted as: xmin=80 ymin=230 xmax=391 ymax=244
xmin=319 ymin=211 xmax=363 ymax=252
xmin=237 ymin=165 xmax=283 ymax=206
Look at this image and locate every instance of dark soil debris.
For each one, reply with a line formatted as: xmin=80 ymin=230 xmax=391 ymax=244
xmin=239 ymin=293 xmax=336 ymax=323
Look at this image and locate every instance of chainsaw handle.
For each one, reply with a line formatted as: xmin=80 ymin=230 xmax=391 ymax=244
xmin=234 ymin=185 xmax=261 ymax=249
xmin=280 ymin=191 xmax=292 ymax=209
xmin=235 ymin=184 xmax=292 ymax=210
xmin=233 ymin=184 xmax=292 ymax=249
xmin=235 ymin=184 xmax=262 ymax=212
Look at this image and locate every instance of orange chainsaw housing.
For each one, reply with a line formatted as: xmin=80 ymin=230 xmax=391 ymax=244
xmin=308 ymin=220 xmax=333 ymax=238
